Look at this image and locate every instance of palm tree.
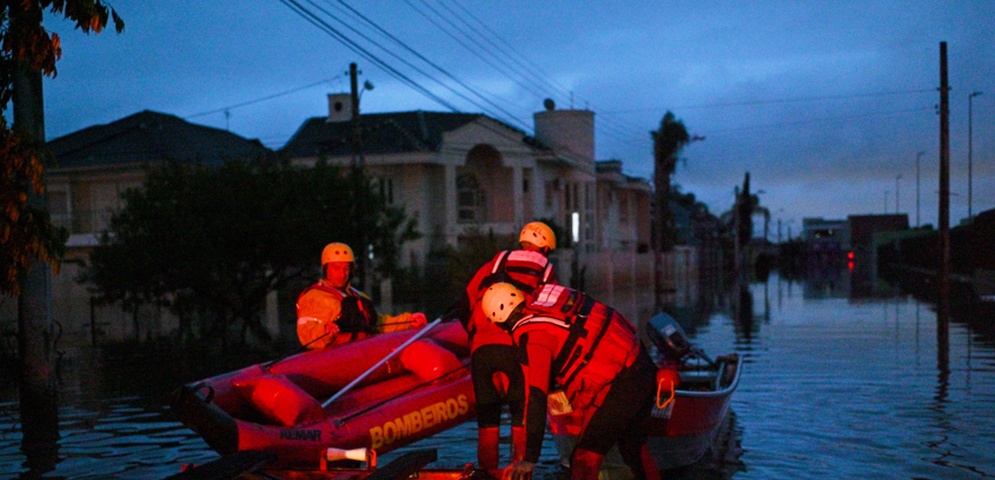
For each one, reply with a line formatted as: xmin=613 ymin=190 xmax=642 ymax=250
xmin=651 ymin=112 xmax=690 ymax=309
xmin=652 ymin=112 xmax=691 ymax=254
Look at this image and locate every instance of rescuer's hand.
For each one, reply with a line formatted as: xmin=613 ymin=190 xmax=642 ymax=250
xmin=324 ymin=320 xmax=340 ymax=337
xmin=503 ymin=460 xmax=535 ymax=480
xmin=410 ymin=312 xmax=427 ymax=328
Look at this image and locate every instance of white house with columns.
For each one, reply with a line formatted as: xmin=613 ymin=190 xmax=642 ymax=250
xmin=281 ymin=95 xmax=651 ymax=280
xmin=1 ymin=99 xmax=659 ymax=347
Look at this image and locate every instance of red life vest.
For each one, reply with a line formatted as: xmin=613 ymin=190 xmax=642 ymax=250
xmin=464 ymin=250 xmax=557 ymax=351
xmin=511 ymin=284 xmax=640 ymax=404
xmin=480 ymin=249 xmax=555 ymax=294
xmin=296 ymin=283 xmax=377 ymax=336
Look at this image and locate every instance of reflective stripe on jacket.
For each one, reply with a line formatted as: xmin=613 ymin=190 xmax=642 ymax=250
xmin=511 ymin=284 xmax=640 ymax=405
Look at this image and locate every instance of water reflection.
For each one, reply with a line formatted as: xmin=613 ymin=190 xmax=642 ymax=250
xmin=2 ymin=266 xmax=995 ymax=479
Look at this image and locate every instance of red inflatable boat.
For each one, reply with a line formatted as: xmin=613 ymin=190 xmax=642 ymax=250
xmin=169 ymin=320 xmax=475 ymax=469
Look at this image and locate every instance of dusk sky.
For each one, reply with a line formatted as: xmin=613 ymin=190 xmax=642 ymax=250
xmin=40 ymin=1 xmax=994 ymax=237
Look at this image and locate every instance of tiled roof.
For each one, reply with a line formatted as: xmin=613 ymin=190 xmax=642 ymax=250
xmin=47 ymin=110 xmax=273 ymax=169
xmin=280 ymin=110 xmax=530 ymax=158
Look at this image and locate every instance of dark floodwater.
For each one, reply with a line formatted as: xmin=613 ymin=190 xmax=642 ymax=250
xmin=2 ymin=271 xmax=994 ymax=479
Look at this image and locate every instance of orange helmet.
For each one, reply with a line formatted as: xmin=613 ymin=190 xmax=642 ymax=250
xmin=321 ymin=242 xmax=355 ymax=265
xmin=519 ymin=221 xmax=556 ymax=251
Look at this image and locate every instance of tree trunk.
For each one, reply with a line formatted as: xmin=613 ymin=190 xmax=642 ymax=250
xmin=653 ymin=166 xmax=674 ymax=310
xmin=14 ymin=53 xmax=61 ymax=474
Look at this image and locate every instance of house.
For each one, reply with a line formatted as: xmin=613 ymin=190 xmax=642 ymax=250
xmin=3 ymin=100 xmax=662 ymax=346
xmin=2 ymin=111 xmax=274 ymax=345
xmin=281 ymin=96 xmax=653 ymax=287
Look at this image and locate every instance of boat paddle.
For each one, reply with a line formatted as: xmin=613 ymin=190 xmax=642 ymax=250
xmin=262 ymin=318 xmax=422 ymax=372
xmin=260 ymin=330 xmax=332 ymax=372
xmin=321 ymin=317 xmax=444 ymax=409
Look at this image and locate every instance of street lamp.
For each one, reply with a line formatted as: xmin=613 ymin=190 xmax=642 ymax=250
xmin=755 ymin=190 xmax=769 ymax=241
xmin=895 ymin=174 xmax=902 ymax=214
xmin=969 ymin=91 xmax=983 ymax=222
xmin=916 ymin=151 xmax=925 ymax=227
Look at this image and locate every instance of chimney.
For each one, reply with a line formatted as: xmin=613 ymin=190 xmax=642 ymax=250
xmin=327 ymin=93 xmax=353 ymax=123
xmin=533 ymin=98 xmax=594 ymax=160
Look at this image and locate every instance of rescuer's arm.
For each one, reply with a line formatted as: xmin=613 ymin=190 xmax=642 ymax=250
xmin=296 ymin=291 xmax=342 ymax=348
xmin=514 ymin=330 xmax=557 ymax=467
xmin=377 ymin=311 xmax=428 ymax=332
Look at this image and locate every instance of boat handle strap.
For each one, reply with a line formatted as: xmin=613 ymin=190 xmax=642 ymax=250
xmin=656 ymin=377 xmax=676 ymax=409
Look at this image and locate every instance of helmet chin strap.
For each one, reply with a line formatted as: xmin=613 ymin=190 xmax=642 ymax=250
xmin=499 ymin=305 xmax=527 ymax=331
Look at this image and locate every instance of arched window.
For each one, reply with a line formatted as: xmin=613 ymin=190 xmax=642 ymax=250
xmin=457 ymin=174 xmax=486 ymax=223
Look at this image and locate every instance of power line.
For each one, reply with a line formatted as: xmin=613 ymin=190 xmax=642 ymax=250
xmin=323 ymin=0 xmax=530 ymax=130
xmin=279 ymin=0 xmax=464 ymax=113
xmin=184 ymin=75 xmax=345 ymax=120
xmin=603 ymin=89 xmax=937 ymax=115
xmin=438 ymin=0 xmax=573 ymax=101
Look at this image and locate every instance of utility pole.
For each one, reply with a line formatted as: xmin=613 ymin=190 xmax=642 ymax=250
xmin=350 ymin=62 xmax=364 ymax=171
xmin=968 ymin=91 xmax=983 ymax=222
xmin=349 ymin=62 xmax=368 ymax=288
xmin=916 ymin=151 xmax=925 ymax=227
xmin=938 ymin=41 xmax=951 ymax=358
xmin=733 ymin=187 xmax=741 ymax=286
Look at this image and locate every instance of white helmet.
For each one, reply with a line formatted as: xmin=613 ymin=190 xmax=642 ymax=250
xmin=519 ymin=221 xmax=556 ymax=251
xmin=482 ymin=282 xmax=525 ymax=324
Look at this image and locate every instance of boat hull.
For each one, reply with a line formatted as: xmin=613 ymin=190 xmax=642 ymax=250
xmin=170 ymin=322 xmax=475 ymax=468
xmin=645 ymin=353 xmax=741 ymax=469
xmin=551 ymin=353 xmax=740 ymax=472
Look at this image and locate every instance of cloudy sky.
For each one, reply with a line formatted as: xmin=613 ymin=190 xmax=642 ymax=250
xmin=40 ymin=1 xmax=994 ymax=236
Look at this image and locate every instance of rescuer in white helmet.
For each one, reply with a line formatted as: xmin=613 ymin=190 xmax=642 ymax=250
xmin=481 ymin=282 xmax=660 ymax=480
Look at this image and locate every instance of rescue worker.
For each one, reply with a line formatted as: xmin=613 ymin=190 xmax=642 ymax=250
xmin=296 ymin=242 xmax=427 ymax=349
xmin=481 ymin=282 xmax=661 ymax=480
xmin=453 ymin=221 xmax=557 ymax=472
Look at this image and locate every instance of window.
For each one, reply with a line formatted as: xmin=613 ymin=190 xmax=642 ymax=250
xmin=457 ymin=174 xmax=485 ymax=223
xmin=619 ymin=191 xmax=630 ymax=224
xmin=378 ymin=177 xmax=394 ymax=205
xmin=48 ymin=187 xmax=70 ymax=230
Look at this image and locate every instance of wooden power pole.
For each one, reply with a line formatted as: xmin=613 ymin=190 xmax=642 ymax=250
xmin=937 ymin=41 xmax=950 ymax=366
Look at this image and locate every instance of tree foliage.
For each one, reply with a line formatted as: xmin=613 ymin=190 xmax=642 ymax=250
xmin=651 ymin=111 xmax=691 ymax=253
xmin=736 ymin=172 xmax=757 ymax=249
xmin=0 ymin=122 xmax=66 ymax=294
xmin=78 ymin=159 xmax=418 ymax=346
xmin=0 ymin=0 xmax=124 ymax=295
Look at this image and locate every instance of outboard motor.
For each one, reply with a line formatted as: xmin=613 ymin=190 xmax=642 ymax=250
xmin=646 ymin=312 xmax=693 ymax=362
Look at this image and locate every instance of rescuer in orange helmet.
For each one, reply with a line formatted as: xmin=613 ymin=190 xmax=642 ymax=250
xmin=450 ymin=221 xmax=557 ymax=473
xmin=296 ymin=242 xmax=427 ymax=349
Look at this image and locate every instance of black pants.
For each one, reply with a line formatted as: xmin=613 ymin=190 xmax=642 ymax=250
xmin=471 ymin=343 xmax=526 ymax=427
xmin=576 ymin=346 xmax=656 ymax=456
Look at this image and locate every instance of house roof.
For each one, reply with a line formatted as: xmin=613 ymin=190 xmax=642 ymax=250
xmin=46 ymin=110 xmax=272 ymax=169
xmin=280 ymin=110 xmax=537 ymax=158
xmin=597 ymin=160 xmax=651 ymax=191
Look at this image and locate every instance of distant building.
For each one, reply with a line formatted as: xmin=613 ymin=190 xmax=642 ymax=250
xmin=280 ymin=97 xmax=652 ymax=276
xmin=801 ymin=217 xmax=849 ymax=266
xmin=17 ymin=111 xmax=274 ymax=344
xmin=848 ymin=214 xmax=910 ymax=295
xmin=4 ymin=101 xmax=675 ymax=345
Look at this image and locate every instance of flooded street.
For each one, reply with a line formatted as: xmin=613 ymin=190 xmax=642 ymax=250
xmin=2 ymin=271 xmax=994 ymax=479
